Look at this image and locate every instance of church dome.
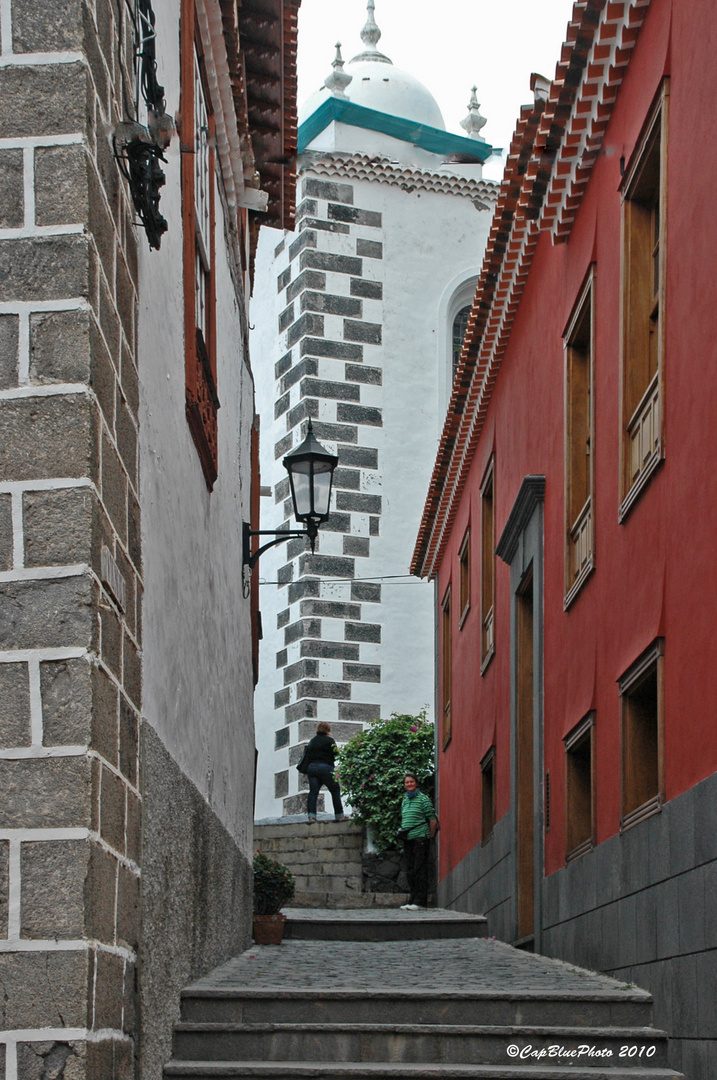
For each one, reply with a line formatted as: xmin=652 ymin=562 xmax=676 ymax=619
xmin=341 ymin=59 xmax=444 ymax=129
xmin=299 ymin=1 xmax=445 ymax=131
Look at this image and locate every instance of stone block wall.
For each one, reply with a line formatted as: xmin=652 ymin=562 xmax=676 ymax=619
xmin=0 ymin=0 xmax=141 ymax=1074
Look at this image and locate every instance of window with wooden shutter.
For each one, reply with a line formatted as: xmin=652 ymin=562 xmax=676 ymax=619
xmin=620 ymin=639 xmax=664 ymax=830
xmin=480 ymin=457 xmax=495 ymax=670
xmin=620 ymin=82 xmax=668 ymax=518
xmin=441 ymin=586 xmax=452 ymax=749
xmin=481 ymin=746 xmax=495 ymax=843
xmin=564 ymin=270 xmax=595 ymax=606
xmin=458 ymin=527 xmax=470 ymax=627
xmin=181 ymin=9 xmax=219 ymax=489
xmin=564 ymin=713 xmax=595 ymax=862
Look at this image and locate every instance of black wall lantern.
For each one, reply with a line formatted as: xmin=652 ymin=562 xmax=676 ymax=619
xmin=243 ymin=420 xmax=338 ymax=593
xmin=113 ymin=0 xmax=174 ymax=251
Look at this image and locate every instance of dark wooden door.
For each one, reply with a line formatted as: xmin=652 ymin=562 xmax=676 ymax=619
xmin=516 ymin=570 xmax=534 ymax=941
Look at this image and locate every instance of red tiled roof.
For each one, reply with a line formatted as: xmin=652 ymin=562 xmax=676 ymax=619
xmin=411 ymin=0 xmax=650 ymax=579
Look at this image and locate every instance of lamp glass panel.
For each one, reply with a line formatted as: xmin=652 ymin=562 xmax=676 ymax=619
xmin=290 ymin=467 xmax=312 ymax=517
xmin=312 ymin=467 xmax=332 ymax=518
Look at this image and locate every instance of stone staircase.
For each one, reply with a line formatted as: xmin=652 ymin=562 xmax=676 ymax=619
xmin=164 ymin=913 xmax=683 ymax=1079
xmin=254 ymin=819 xmax=408 ymax=907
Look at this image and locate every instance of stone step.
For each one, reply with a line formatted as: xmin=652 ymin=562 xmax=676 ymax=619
xmin=164 ymin=1062 xmax=683 ymax=1079
xmin=283 ymin=908 xmax=488 ymax=942
xmin=291 ymin=890 xmax=408 ymax=908
xmin=180 ymin=989 xmax=655 ymax=1030
xmin=172 ymin=1022 xmax=669 ymax=1067
xmin=256 ymin=838 xmax=363 ymax=856
xmin=254 ymin=822 xmax=362 ymax=841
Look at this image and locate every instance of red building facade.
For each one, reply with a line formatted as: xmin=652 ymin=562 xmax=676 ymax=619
xmin=412 ymin=0 xmax=717 ymax=1073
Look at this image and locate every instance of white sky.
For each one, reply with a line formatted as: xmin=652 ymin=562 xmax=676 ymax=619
xmin=296 ymin=0 xmax=576 ymax=180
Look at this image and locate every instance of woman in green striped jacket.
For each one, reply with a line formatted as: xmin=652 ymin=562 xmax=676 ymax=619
xmin=399 ymin=773 xmax=438 ymax=910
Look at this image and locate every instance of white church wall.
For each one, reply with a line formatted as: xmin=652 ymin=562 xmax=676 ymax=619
xmin=251 ymin=152 xmax=495 ymax=819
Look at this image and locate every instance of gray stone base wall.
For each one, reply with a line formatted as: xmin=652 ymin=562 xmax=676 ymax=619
xmin=439 ymin=772 xmax=717 ymax=1077
xmin=138 ymin=723 xmax=252 ymax=1080
xmin=438 ymin=813 xmax=514 ymax=943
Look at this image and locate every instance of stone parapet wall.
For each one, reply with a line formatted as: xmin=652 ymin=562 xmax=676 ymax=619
xmin=139 ymin=724 xmax=251 ymax=1080
xmin=0 ymin=0 xmax=141 ymax=1074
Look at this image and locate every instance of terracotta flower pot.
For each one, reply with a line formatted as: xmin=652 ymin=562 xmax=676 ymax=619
xmin=252 ymin=912 xmax=287 ymax=945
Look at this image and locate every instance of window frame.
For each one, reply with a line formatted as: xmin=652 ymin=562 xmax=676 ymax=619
xmin=619 ymin=80 xmax=669 ymax=520
xmin=564 ymin=268 xmax=595 ymax=608
xmin=564 ymin=712 xmax=595 ymax=863
xmin=441 ymin=585 xmax=452 ymax=749
xmin=480 ymin=455 xmax=495 ymax=672
xmin=181 ymin=8 xmax=219 ymax=489
xmin=480 ymin=746 xmax=495 ymax=844
xmin=458 ymin=526 xmax=471 ymax=628
xmin=619 ymin=639 xmax=665 ymax=831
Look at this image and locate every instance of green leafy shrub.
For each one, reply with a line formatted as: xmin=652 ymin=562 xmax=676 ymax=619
xmin=253 ymin=852 xmax=295 ymax=915
xmin=337 ymin=711 xmax=435 ymax=852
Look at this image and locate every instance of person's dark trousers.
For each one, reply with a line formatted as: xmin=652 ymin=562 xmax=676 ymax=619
xmin=307 ymin=762 xmax=344 ymax=816
xmin=404 ymin=837 xmax=430 ymax=906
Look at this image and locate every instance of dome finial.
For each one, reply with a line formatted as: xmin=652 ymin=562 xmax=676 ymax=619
xmin=460 ymin=86 xmax=487 ymax=141
xmin=324 ymin=42 xmax=353 ymax=98
xmin=361 ymin=0 xmax=381 ymax=50
xmin=351 ymin=0 xmax=392 ymax=64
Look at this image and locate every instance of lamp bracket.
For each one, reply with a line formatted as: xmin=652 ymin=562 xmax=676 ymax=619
xmin=242 ymin=521 xmax=316 ymax=573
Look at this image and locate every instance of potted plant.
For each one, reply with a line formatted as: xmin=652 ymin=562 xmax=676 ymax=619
xmin=252 ymin=852 xmax=295 ymax=945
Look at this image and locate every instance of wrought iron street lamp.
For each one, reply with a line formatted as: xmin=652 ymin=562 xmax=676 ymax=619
xmin=242 ymin=420 xmax=338 ymax=592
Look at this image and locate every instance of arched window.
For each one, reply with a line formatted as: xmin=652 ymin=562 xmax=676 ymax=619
xmin=452 ymin=305 xmax=471 ymax=382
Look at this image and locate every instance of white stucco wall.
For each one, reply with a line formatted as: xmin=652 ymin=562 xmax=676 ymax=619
xmin=137 ymin=0 xmax=255 ymax=851
xmin=251 ymin=145 xmax=494 ymax=819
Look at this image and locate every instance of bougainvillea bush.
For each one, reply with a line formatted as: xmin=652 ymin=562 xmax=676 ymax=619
xmin=253 ymin=852 xmax=295 ymax=915
xmin=336 ymin=711 xmax=435 ymax=852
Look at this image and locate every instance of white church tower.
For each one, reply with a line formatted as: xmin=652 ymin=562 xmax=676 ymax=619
xmin=252 ymin=2 xmax=497 ymax=818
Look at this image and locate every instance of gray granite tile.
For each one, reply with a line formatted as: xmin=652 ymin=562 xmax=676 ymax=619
xmin=704 ymin=859 xmax=717 ymax=949
xmin=600 ymin=901 xmax=621 ymax=970
xmin=638 ymin=959 xmax=673 ymax=1036
xmin=678 ymin=865 xmax=705 ymax=954
xmin=621 ymin=820 xmax=650 ymax=895
xmin=596 ymin=834 xmax=620 ymax=905
xmin=694 ymin=774 xmax=717 ymax=865
xmin=544 ymin=869 xmax=559 ymax=927
xmin=635 ymin=887 xmax=658 ymax=964
xmin=695 ymin=948 xmax=717 ymax=1038
xmin=669 ymin=793 xmax=696 ymax=877
xmin=618 ymin=892 xmax=638 ymax=967
xmin=647 ymin=801 xmax=671 ymax=884
xmin=655 ymin=876 xmax=679 ymax=960
xmin=671 ymin=953 xmax=699 ymax=1037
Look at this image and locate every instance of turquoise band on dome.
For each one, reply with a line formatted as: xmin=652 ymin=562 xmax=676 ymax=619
xmin=298 ymin=96 xmax=495 ymax=162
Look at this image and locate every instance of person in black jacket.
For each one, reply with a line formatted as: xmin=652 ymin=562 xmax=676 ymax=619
xmin=304 ymin=722 xmax=347 ymax=822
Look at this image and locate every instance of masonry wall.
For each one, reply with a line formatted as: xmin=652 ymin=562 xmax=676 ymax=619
xmin=134 ymin=0 xmax=257 ymax=1074
xmin=0 ymin=0 xmax=141 ymax=1074
xmin=252 ymin=162 xmax=494 ymax=819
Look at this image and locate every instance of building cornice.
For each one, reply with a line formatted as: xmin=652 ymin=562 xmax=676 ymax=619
xmin=298 ymin=96 xmax=495 ymax=162
xmin=300 ymin=152 xmax=497 ymax=209
xmin=411 ymin=0 xmax=652 ymax=580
